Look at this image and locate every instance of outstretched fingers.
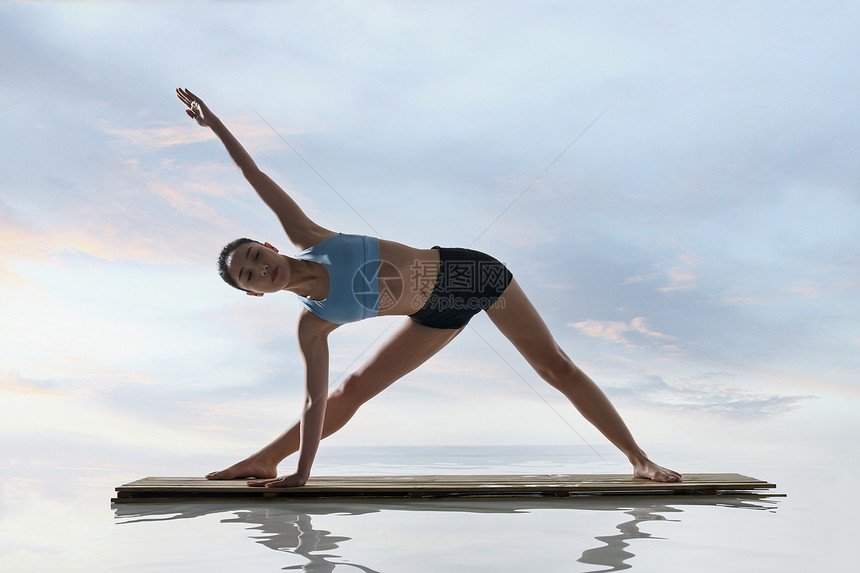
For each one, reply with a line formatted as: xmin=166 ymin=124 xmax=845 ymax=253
xmin=246 ymin=478 xmax=276 ymax=487
xmin=247 ymin=473 xmax=308 ymax=488
xmin=176 ymin=88 xmax=194 ymax=114
xmin=175 ymin=87 xmax=192 ymax=106
xmin=175 ymin=88 xmax=208 ymax=125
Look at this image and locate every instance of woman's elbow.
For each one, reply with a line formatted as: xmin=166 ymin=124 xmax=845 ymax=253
xmin=304 ymin=392 xmax=328 ymax=410
xmin=242 ymin=165 xmax=264 ymax=183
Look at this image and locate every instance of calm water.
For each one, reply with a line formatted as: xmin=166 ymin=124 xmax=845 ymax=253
xmin=0 ymin=445 xmax=851 ymax=571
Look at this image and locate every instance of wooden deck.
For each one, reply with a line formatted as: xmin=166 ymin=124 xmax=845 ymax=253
xmin=113 ymin=473 xmax=776 ymax=503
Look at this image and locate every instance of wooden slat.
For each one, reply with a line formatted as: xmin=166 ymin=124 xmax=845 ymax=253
xmin=113 ymin=473 xmax=776 ymax=503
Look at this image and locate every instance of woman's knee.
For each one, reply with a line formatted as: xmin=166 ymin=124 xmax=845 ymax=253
xmin=534 ymin=346 xmax=579 ymax=387
xmin=335 ymin=371 xmax=378 ymax=404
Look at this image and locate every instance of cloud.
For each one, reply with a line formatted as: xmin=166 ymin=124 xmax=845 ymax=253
xmin=0 ymin=372 xmax=66 ymax=398
xmin=1 ymin=0 xmax=858 ymax=468
xmin=610 ymin=376 xmax=815 ymax=420
xmin=569 ymin=317 xmax=678 ymax=352
xmin=1 ymin=211 xmax=181 ymax=267
xmin=624 ymin=243 xmax=700 ymax=294
xmin=102 ymin=116 xmax=305 ymax=156
xmin=149 ymin=182 xmax=235 ymax=232
xmin=103 ymin=122 xmax=214 ymax=149
xmin=0 ymin=203 xmax=47 ymax=289
xmin=784 ymin=284 xmax=821 ymax=299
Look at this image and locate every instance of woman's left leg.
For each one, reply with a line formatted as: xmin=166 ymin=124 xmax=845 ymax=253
xmin=485 ymin=279 xmax=681 ymax=482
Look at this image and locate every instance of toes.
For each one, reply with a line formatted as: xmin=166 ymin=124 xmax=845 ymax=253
xmin=663 ymin=471 xmax=682 ymax=482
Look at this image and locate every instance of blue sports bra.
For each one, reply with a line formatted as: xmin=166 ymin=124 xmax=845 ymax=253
xmin=295 ymin=233 xmax=380 ymax=324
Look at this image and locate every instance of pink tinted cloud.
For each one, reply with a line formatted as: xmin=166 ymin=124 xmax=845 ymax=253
xmin=569 ymin=317 xmax=678 ymax=351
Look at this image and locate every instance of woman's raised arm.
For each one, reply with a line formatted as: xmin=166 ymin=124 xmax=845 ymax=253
xmin=176 ymin=88 xmax=333 ymax=250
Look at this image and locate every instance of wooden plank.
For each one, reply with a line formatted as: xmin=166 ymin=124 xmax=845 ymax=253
xmin=113 ymin=473 xmax=777 ymax=503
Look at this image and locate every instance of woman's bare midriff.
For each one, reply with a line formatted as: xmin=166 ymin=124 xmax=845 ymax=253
xmin=376 ymin=239 xmax=440 ymax=317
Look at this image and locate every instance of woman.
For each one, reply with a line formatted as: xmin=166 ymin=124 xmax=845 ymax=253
xmin=176 ymin=88 xmax=681 ymax=487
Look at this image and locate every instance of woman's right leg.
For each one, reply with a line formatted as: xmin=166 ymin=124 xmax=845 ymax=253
xmin=207 ymin=318 xmax=463 ymax=479
xmin=486 ymin=279 xmax=681 ymax=482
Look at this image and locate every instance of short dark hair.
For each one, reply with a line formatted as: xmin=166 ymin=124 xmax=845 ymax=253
xmin=217 ymin=238 xmax=258 ymax=292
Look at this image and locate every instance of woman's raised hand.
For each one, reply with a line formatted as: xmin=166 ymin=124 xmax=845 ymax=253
xmin=176 ymin=87 xmax=215 ymax=127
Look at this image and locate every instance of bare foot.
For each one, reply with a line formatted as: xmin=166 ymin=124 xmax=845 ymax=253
xmin=632 ymin=458 xmax=682 ymax=482
xmin=205 ymin=457 xmax=278 ymax=480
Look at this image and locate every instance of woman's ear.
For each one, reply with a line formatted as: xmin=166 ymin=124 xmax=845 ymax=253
xmin=246 ymin=292 xmax=264 ymax=297
xmin=264 ymin=242 xmax=279 ymax=253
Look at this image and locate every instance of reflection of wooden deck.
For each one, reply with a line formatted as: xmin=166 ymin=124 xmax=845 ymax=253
xmin=113 ymin=473 xmax=776 ymax=503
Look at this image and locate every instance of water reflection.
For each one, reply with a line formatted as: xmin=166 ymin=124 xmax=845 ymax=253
xmin=115 ymin=502 xmax=381 ymax=572
xmin=114 ymin=495 xmax=778 ymax=572
xmin=576 ymin=496 xmax=778 ymax=572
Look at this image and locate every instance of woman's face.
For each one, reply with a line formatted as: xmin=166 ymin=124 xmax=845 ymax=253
xmin=227 ymin=241 xmax=290 ymax=294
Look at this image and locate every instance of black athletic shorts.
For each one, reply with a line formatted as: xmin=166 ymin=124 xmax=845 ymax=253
xmin=408 ymin=247 xmax=513 ymax=330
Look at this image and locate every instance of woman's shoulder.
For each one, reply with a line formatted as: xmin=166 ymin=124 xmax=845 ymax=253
xmin=294 ymin=227 xmax=340 ymax=252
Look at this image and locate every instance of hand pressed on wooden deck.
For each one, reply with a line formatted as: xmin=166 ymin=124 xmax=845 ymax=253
xmin=247 ymin=473 xmax=308 ymax=488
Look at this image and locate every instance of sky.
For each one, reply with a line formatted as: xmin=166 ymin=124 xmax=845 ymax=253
xmin=1 ymin=1 xmax=858 ymax=476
